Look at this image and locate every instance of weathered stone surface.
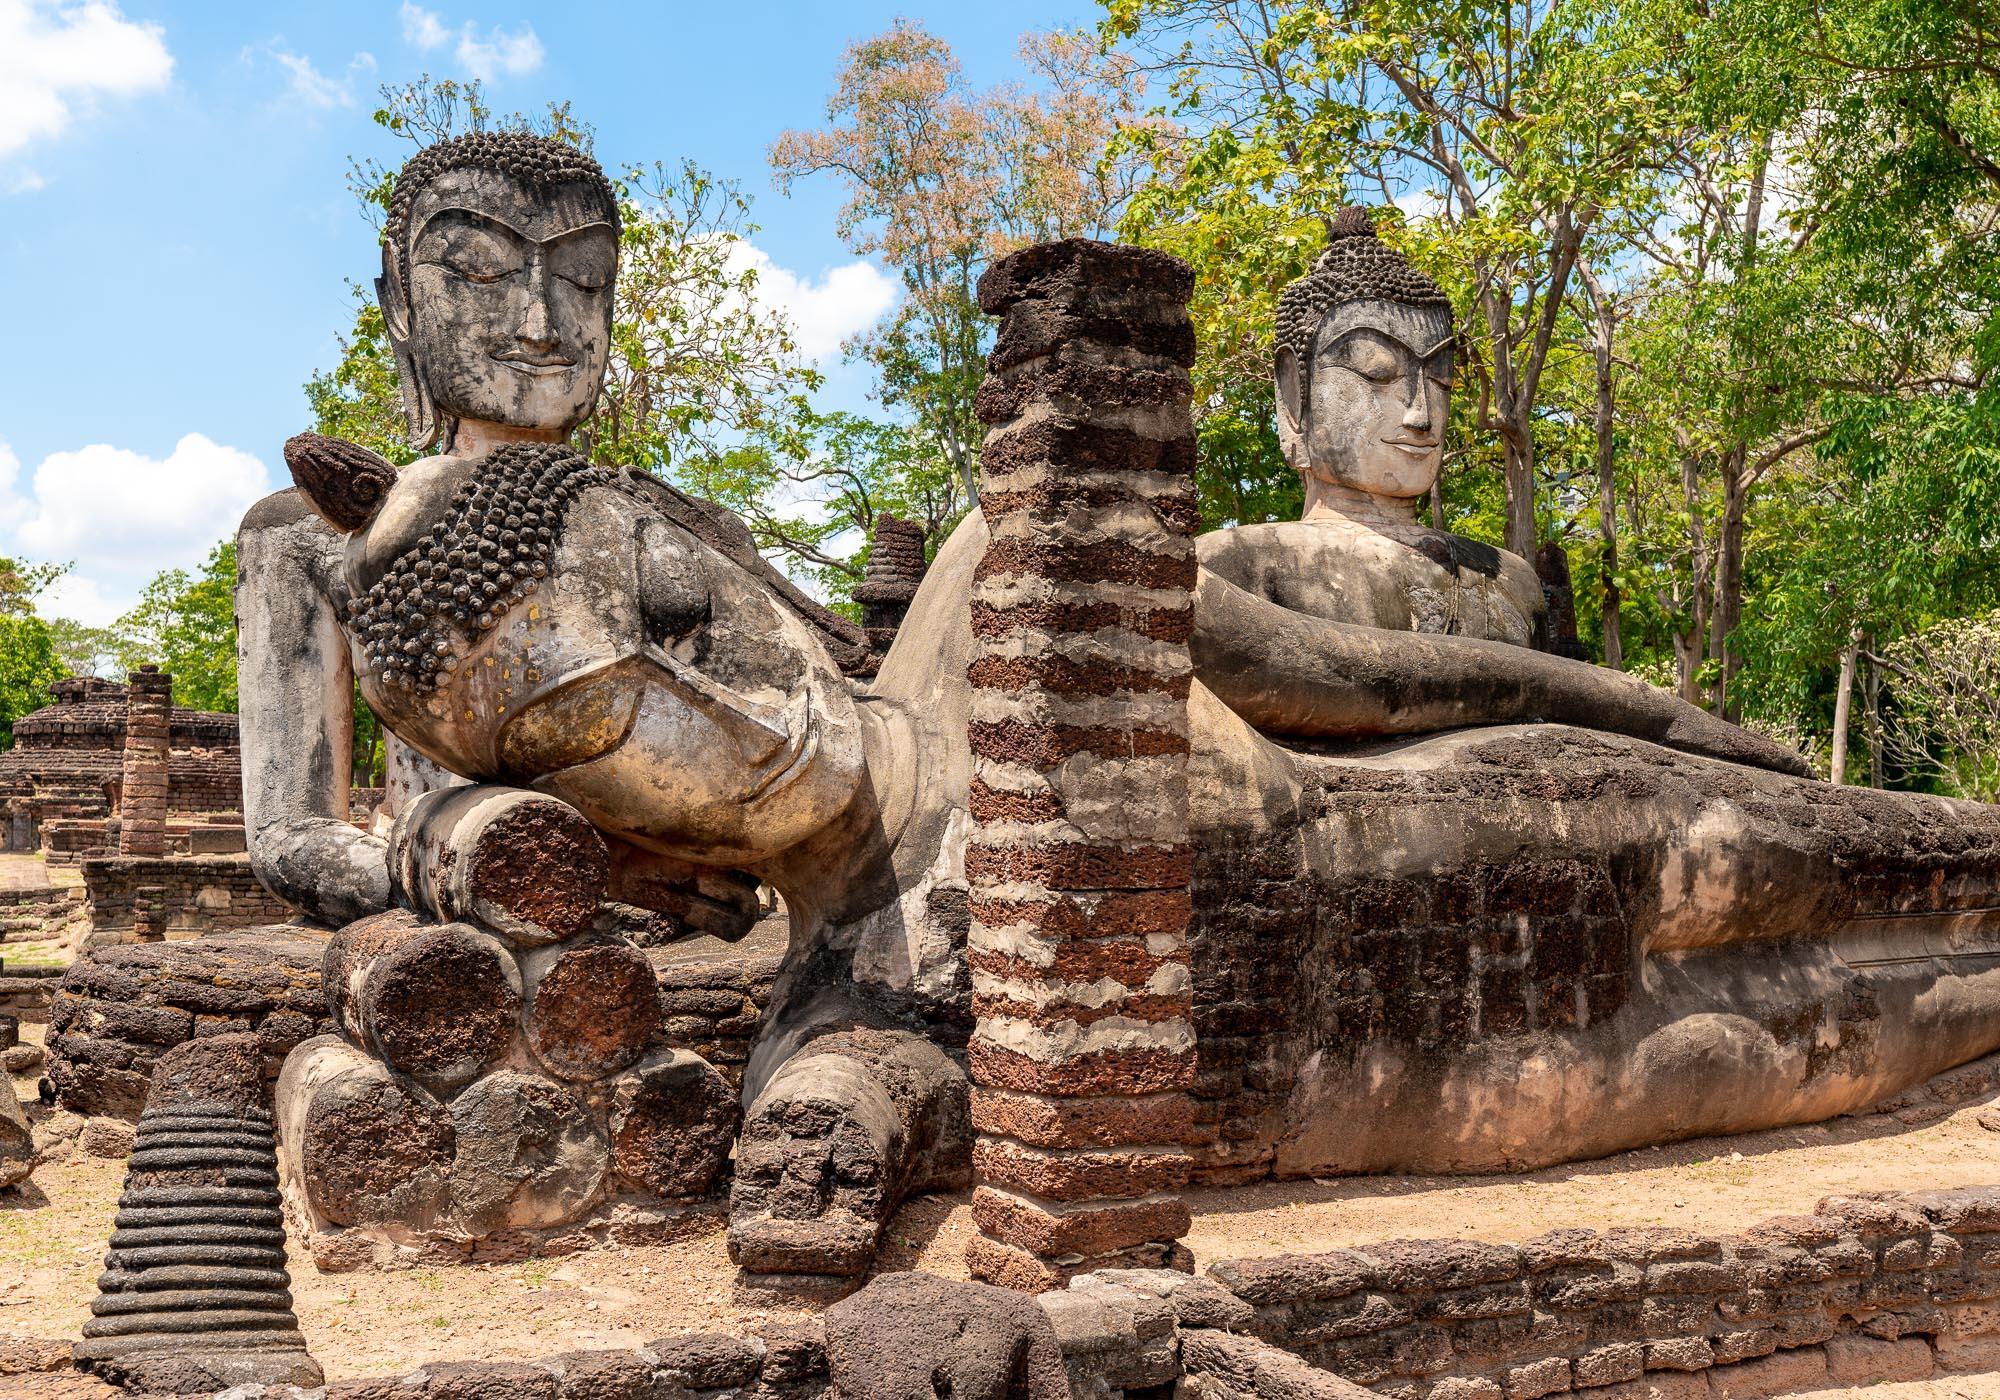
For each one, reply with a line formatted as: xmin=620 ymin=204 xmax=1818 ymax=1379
xmin=284 ymin=1035 xmax=454 ymax=1231
xmin=390 ymin=786 xmax=610 ymax=944
xmin=0 ymin=1082 xmax=31 ymax=1188
xmin=973 ymin=1185 xmax=1191 ymax=1258
xmin=607 ymin=1049 xmax=737 ymax=1198
xmin=284 ymin=431 xmax=399 ymax=532
xmin=967 ymin=237 xmax=1199 ymax=1288
xmin=423 ymin=1359 xmax=561 ymax=1398
xmin=73 ymin=1032 xmax=322 ymax=1391
xmin=1822 ymin=1333 xmax=1933 ymax=1384
xmin=80 ymin=1115 xmax=135 ymax=1160
xmin=1181 ymin=1328 xmax=1375 ymax=1398
xmin=525 ymin=936 xmax=661 ymax=1081
xmin=1705 ymin=1347 xmax=1831 ymax=1399
xmin=49 ymin=926 xmax=330 ymax=1119
xmin=449 ymin=1069 xmax=607 ymax=1233
xmin=825 ymin=1271 xmax=1070 ymax=1399
xmin=732 ymin=1025 xmax=968 ymax=1278
xmin=326 ymin=912 xmax=521 ymax=1094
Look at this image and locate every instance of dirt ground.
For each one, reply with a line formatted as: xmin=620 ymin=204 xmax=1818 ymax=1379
xmin=7 ymin=1019 xmax=2000 ymax=1394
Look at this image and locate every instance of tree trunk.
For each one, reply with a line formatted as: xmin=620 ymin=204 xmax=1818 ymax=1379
xmin=1679 ymin=453 xmax=1711 ymax=705
xmin=1706 ymin=144 xmax=1770 ymax=720
xmin=1592 ymin=301 xmax=1621 ymax=671
xmin=1709 ymin=460 xmax=1748 ymax=719
xmin=1830 ymin=633 xmax=1860 ymax=785
xmin=1864 ymin=639 xmax=1883 ymax=788
xmin=1504 ymin=427 xmax=1537 ymax=560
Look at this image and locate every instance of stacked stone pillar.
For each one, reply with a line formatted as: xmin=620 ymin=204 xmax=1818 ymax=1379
xmin=963 ymin=239 xmax=1200 ymax=1290
xmin=278 ymin=786 xmax=740 ymax=1266
xmin=118 ymin=665 xmax=171 ymax=858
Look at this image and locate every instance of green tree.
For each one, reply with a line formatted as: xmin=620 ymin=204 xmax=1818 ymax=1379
xmin=115 ymin=542 xmax=239 ymax=714
xmin=45 ymin=618 xmax=120 ymax=678
xmin=0 ymin=556 xmax=68 ymax=750
xmin=773 ymin=23 xmax=1154 ymax=506
xmin=1105 ymin=0 xmax=1689 ymax=555
xmin=682 ymin=409 xmax=967 ymax=615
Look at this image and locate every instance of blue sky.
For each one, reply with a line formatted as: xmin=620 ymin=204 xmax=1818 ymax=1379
xmin=0 ymin=0 xmax=1100 ymax=624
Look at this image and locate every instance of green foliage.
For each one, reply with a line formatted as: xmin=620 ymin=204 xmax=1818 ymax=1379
xmin=1879 ymin=609 xmax=2000 ymax=801
xmin=114 ymin=542 xmax=239 ymax=714
xmin=1099 ymin=0 xmax=1998 ymax=782
xmin=681 ymin=409 xmax=967 ymax=615
xmin=306 ymin=297 xmax=419 ymax=466
xmin=0 ymin=617 xmax=62 ymax=752
xmin=0 ymin=556 xmax=68 ymax=750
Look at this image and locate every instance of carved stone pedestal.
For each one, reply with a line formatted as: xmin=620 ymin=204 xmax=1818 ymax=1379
xmin=74 ymin=1033 xmax=322 ymax=1392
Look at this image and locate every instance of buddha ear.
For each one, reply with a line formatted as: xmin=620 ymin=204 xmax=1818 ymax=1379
xmin=377 ymin=251 xmax=440 ymax=453
xmin=1275 ymin=345 xmax=1306 ymax=438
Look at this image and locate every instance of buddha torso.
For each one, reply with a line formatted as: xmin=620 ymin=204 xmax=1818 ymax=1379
xmin=1197 ymin=517 xmax=1546 ymax=645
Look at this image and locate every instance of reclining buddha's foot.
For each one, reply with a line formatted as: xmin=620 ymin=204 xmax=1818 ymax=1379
xmin=728 ymin=1026 xmax=970 ymax=1281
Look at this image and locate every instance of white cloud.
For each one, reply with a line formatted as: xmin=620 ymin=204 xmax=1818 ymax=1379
xmin=0 ymin=1 xmax=173 ymax=157
xmin=7 ymin=169 xmax=45 ymax=194
xmin=727 ymin=243 xmax=899 ymax=362
xmin=454 ymin=23 xmax=541 ymax=79
xmin=400 ymin=3 xmax=543 ymax=80
xmin=0 ymin=434 xmax=272 ymax=624
xmin=263 ymin=47 xmax=375 ymax=110
xmin=38 ymin=573 xmax=123 ymax=628
xmin=399 ymin=2 xmax=450 ymax=50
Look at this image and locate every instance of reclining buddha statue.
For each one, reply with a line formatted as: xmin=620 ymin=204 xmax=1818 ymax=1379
xmin=239 ymin=133 xmax=2000 ymax=1279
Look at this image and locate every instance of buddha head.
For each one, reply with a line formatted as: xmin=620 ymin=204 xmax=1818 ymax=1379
xmin=1274 ymin=207 xmax=1456 ymax=518
xmin=378 ymin=131 xmax=621 ymax=453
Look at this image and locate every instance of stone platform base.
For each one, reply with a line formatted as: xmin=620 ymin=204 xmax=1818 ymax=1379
xmin=297 ymin=1193 xmax=727 ymax=1272
xmin=46 ymin=924 xmax=330 ymax=1118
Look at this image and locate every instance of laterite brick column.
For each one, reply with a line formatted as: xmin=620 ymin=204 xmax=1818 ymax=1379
xmin=963 ymin=238 xmax=1201 ymax=1290
xmin=118 ymin=666 xmax=171 ymax=859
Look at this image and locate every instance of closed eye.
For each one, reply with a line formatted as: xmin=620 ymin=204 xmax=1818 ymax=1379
xmin=1323 ymin=329 xmax=1409 ymax=384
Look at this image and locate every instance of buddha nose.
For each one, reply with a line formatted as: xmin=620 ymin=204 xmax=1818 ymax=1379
xmin=516 ymin=284 xmax=559 ymax=354
xmin=1402 ymin=377 xmax=1435 ymax=433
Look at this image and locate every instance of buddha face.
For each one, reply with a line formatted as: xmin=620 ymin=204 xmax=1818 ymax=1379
xmin=386 ymin=167 xmax=617 ymax=443
xmin=1278 ymin=299 xmax=1455 ymax=502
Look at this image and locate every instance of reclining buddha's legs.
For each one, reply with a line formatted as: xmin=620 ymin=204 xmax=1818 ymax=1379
xmin=728 ymin=990 xmax=970 ymax=1281
xmin=1185 ymin=713 xmax=2000 ymax=1178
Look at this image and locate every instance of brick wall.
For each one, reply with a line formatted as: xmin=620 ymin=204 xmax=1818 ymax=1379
xmin=47 ymin=925 xmax=332 ymax=1118
xmin=1192 ymin=1188 xmax=2000 ymax=1397
xmin=652 ymin=947 xmax=780 ymax=1089
xmin=24 ymin=1189 xmax=1998 ymax=1396
xmin=1187 ymin=827 xmax=1634 ymax=1185
xmin=118 ymin=667 xmax=172 ymax=857
xmin=82 ymin=853 xmax=292 ymax=934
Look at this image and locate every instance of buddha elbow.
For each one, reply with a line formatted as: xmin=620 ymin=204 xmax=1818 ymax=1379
xmin=251 ymin=818 xmax=391 ymax=928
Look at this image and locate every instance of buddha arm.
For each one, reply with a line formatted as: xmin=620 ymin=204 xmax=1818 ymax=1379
xmin=237 ymin=492 xmax=393 ymax=925
xmin=1193 ymin=568 xmax=1811 ymax=777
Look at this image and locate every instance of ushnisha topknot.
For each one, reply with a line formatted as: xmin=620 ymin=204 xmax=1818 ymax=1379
xmin=383 ymin=130 xmax=620 ymax=290
xmin=1274 ymin=205 xmax=1453 ymax=375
